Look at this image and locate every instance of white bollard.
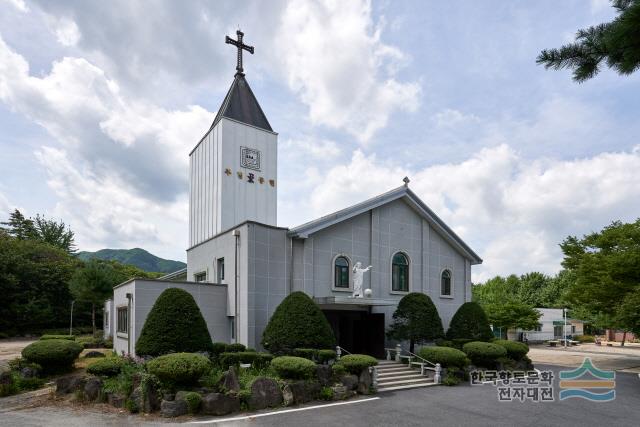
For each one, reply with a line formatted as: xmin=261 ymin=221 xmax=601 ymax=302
xmin=395 ymin=343 xmax=401 ymax=362
xmin=336 ymin=345 xmax=341 ymax=360
xmin=386 ymin=348 xmax=391 ymax=361
xmin=434 ymin=363 xmax=441 ymax=384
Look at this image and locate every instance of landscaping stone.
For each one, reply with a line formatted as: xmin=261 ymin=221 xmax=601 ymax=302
xmin=175 ymin=390 xmax=190 ymax=402
xmin=219 ymin=367 xmax=240 ymax=394
xmin=107 ymin=392 xmax=125 ymax=408
xmin=84 ymin=351 xmax=105 ymax=358
xmin=83 ymin=377 xmax=102 ymax=401
xmin=160 ymin=399 xmax=188 ymax=417
xmin=282 ymin=381 xmax=320 ymax=406
xmin=330 ymin=385 xmax=350 ymax=400
xmin=20 ymin=366 xmax=40 ymax=379
xmin=357 ymin=368 xmax=372 ymax=394
xmin=340 ymin=374 xmax=358 ymax=391
xmin=55 ymin=375 xmax=86 ymax=395
xmin=163 ymin=393 xmax=175 ymax=401
xmin=201 ymin=392 xmax=240 ymax=416
xmin=0 ymin=366 xmax=14 ymax=391
xmin=249 ymin=377 xmax=282 ymax=410
xmin=315 ymin=365 xmax=332 ymax=386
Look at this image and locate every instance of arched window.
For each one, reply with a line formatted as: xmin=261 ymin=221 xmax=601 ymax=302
xmin=441 ymin=269 xmax=452 ymax=296
xmin=334 ymin=256 xmax=350 ymax=289
xmin=391 ymin=252 xmax=409 ymax=292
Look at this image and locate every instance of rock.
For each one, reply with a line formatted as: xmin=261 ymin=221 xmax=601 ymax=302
xmin=84 ymin=351 xmax=105 ymax=358
xmin=340 ymin=374 xmax=358 ymax=391
xmin=83 ymin=377 xmax=103 ymax=401
xmin=331 ymin=385 xmax=349 ymax=400
xmin=249 ymin=377 xmax=283 ymax=410
xmin=175 ymin=390 xmax=190 ymax=402
xmin=107 ymin=392 xmax=125 ymax=408
xmin=160 ymin=399 xmax=188 ymax=417
xmin=195 ymin=387 xmax=214 ymax=394
xmin=131 ymin=373 xmax=142 ymax=390
xmin=315 ymin=365 xmax=332 ymax=386
xmin=219 ymin=367 xmax=240 ymax=394
xmin=56 ymin=375 xmax=87 ymax=395
xmin=163 ymin=393 xmax=175 ymax=401
xmin=282 ymin=381 xmax=320 ymax=406
xmin=357 ymin=368 xmax=373 ymax=394
xmin=201 ymin=393 xmax=240 ymax=416
xmin=20 ymin=366 xmax=40 ymax=379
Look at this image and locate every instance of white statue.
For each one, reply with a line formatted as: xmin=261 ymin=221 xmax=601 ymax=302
xmin=352 ymin=262 xmax=372 ymax=298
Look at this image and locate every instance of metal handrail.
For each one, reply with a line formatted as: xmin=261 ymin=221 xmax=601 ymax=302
xmin=336 ymin=345 xmax=351 ymax=359
xmin=385 ymin=344 xmax=442 ymax=383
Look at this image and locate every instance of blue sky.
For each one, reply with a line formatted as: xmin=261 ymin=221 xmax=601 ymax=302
xmin=1 ymin=0 xmax=639 ymax=281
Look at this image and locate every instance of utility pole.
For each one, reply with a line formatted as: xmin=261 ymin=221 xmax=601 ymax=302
xmin=563 ymin=308 xmax=568 ymax=348
xmin=69 ymin=300 xmax=75 ymax=336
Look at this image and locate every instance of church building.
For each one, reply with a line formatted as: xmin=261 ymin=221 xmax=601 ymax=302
xmin=105 ymin=31 xmax=482 ymax=358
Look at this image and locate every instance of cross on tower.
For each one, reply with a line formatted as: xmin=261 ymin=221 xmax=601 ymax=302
xmin=225 ymin=30 xmax=254 ymax=75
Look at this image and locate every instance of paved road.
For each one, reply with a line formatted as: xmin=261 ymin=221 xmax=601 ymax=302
xmin=528 ymin=344 xmax=640 ymax=373
xmin=2 ymin=365 xmax=639 ymax=427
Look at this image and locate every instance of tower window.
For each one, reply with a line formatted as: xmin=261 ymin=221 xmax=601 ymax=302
xmin=441 ymin=270 xmax=452 ymax=296
xmin=391 ymin=252 xmax=409 ymax=292
xmin=194 ymin=271 xmax=207 ymax=282
xmin=334 ymin=256 xmax=350 ymax=288
xmin=217 ymin=258 xmax=225 ymax=282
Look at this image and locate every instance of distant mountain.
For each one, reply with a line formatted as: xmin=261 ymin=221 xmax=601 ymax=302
xmin=77 ymin=248 xmax=186 ymax=273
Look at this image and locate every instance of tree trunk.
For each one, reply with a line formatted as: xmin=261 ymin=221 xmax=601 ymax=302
xmin=621 ymin=331 xmax=626 ymax=347
xmin=92 ymin=303 xmax=96 ymax=336
xmin=409 ymin=339 xmax=415 ymax=354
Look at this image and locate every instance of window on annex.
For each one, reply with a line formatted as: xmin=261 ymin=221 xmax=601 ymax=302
xmin=391 ymin=252 xmax=409 ymax=292
xmin=117 ymin=307 xmax=128 ymax=334
xmin=217 ymin=258 xmax=225 ymax=282
xmin=441 ymin=270 xmax=452 ymax=296
xmin=334 ymin=256 xmax=350 ymax=288
xmin=194 ymin=271 xmax=207 ymax=282
xmin=105 ymin=311 xmax=109 ymax=329
xmin=534 ymin=323 xmax=543 ymax=332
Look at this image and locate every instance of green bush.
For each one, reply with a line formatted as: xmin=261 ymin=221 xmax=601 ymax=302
xmin=40 ymin=334 xmax=75 ymax=341
xmin=146 ymin=353 xmax=212 ymax=386
xmin=331 ymin=363 xmax=347 ymax=381
xmin=575 ymin=335 xmax=595 ymax=343
xmin=21 ymin=339 xmax=83 ymax=373
xmin=336 ymin=354 xmax=378 ymax=375
xmin=418 ymin=346 xmax=469 ymax=368
xmin=435 ymin=339 xmax=454 ymax=348
xmin=226 ymin=343 xmax=246 ymax=353
xmin=387 ymin=293 xmax=444 ymax=351
xmin=270 ymin=356 xmax=316 ymax=379
xmin=493 ymin=340 xmax=529 ymax=360
xmin=462 ymin=341 xmax=507 ymax=367
xmin=293 ymin=348 xmax=317 ymax=360
xmin=253 ymin=353 xmax=273 ymax=369
xmin=451 ymin=338 xmax=474 ymax=349
xmin=8 ymin=358 xmax=42 ymax=374
xmin=317 ymin=349 xmax=337 ymax=364
xmin=219 ymin=351 xmax=258 ymax=368
xmin=262 ymin=292 xmax=335 ymax=355
xmin=77 ymin=336 xmax=104 ymax=349
xmin=446 ymin=302 xmax=494 ymax=341
xmin=184 ymin=391 xmax=202 ymax=414
xmin=211 ymin=342 xmax=228 ymax=358
xmin=442 ymin=375 xmax=461 ymax=386
xmin=86 ymin=357 xmax=126 ymax=377
xmin=319 ymin=386 xmax=334 ymax=400
xmin=136 ymin=288 xmax=214 ymax=357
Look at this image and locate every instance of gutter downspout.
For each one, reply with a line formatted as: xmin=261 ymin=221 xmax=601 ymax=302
xmin=126 ymin=292 xmax=132 ymax=355
xmin=233 ymin=229 xmax=240 ymax=343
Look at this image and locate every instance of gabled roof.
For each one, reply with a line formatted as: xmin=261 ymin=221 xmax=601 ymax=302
xmin=288 ymin=185 xmax=483 ymax=264
xmin=210 ymin=74 xmax=273 ymax=132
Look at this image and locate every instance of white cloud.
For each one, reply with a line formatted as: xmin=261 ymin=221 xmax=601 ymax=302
xmin=50 ymin=16 xmax=81 ymax=46
xmin=281 ymin=137 xmax=341 ymax=160
xmin=277 ymin=0 xmax=421 ymax=142
xmin=0 ymin=191 xmax=11 ymax=216
xmin=3 ymin=0 xmax=27 ymax=12
xmin=290 ymin=144 xmax=640 ymax=282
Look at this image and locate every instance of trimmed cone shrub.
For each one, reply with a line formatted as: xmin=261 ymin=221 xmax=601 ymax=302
xmin=462 ymin=341 xmax=507 ymax=367
xmin=336 ymin=354 xmax=378 ymax=374
xmin=21 ymin=339 xmax=83 ymax=373
xmin=418 ymin=346 xmax=470 ymax=368
xmin=261 ymin=292 xmax=335 ymax=354
xmin=136 ymin=288 xmax=214 ymax=356
xmin=446 ymin=302 xmax=494 ymax=341
xmin=493 ymin=340 xmax=529 ymax=360
xmin=86 ymin=357 xmax=127 ymax=377
xmin=271 ymin=356 xmax=316 ymax=379
xmin=146 ymin=353 xmax=212 ymax=386
xmin=387 ymin=293 xmax=444 ymax=352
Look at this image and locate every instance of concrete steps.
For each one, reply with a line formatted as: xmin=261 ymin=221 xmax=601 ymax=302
xmin=375 ymin=360 xmax=435 ymax=392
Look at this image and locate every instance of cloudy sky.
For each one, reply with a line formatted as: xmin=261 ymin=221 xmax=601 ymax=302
xmin=1 ymin=0 xmax=639 ymax=281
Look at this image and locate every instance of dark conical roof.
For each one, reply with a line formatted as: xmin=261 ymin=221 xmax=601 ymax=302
xmin=210 ymin=74 xmax=273 ymax=132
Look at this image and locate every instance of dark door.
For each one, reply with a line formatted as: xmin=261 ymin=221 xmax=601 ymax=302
xmin=322 ymin=310 xmax=385 ymax=358
xmin=366 ymin=313 xmax=385 ymax=359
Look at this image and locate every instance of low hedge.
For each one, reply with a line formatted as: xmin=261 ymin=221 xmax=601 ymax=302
xmin=218 ymin=351 xmax=273 ymax=369
xmin=574 ymin=335 xmax=595 ymax=343
xmin=271 ymin=356 xmax=316 ymax=379
xmin=86 ymin=357 xmax=127 ymax=377
xmin=211 ymin=342 xmax=228 ymax=358
xmin=146 ymin=353 xmax=212 ymax=386
xmin=493 ymin=340 xmax=529 ymax=360
xmin=21 ymin=339 xmax=83 ymax=373
xmin=317 ymin=349 xmax=337 ymax=364
xmin=293 ymin=348 xmax=317 ymax=360
xmin=226 ymin=343 xmax=246 ymax=353
xmin=336 ymin=354 xmax=378 ymax=375
xmin=418 ymin=346 xmax=470 ymax=368
xmin=40 ymin=335 xmax=75 ymax=341
xmin=462 ymin=341 xmax=507 ymax=367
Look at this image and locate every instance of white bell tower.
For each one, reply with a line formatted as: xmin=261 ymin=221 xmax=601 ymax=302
xmin=188 ymin=31 xmax=277 ymax=248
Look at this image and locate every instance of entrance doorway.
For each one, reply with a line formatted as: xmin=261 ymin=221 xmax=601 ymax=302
xmin=322 ymin=310 xmax=385 ymax=358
